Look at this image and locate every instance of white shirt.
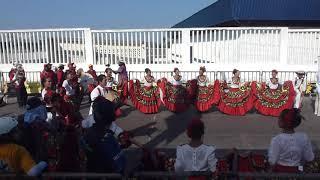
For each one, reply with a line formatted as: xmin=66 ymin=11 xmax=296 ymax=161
xmin=62 ymin=80 xmax=75 ymax=96
xmin=175 ymin=144 xmax=217 ymax=172
xmin=106 ymin=77 xmax=117 ymax=88
xmin=170 ymin=76 xmax=183 ymax=86
xmin=90 ymin=85 xmax=106 ymax=102
xmin=81 ymin=115 xmax=124 ymax=137
xmin=41 ymin=89 xmax=47 ymax=100
xmin=294 ymin=78 xmax=307 ymax=93
xmin=89 ymin=85 xmax=107 ymax=115
xmin=268 ymin=132 xmax=314 ymax=167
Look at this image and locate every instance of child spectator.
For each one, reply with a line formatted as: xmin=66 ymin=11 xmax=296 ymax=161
xmin=268 ymin=108 xmax=314 ymax=173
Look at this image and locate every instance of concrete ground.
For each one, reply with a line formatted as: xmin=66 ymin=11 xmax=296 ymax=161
xmin=1 ymin=95 xmax=320 ymax=152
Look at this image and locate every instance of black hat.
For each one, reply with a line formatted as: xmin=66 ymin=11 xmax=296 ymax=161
xmin=26 ymin=97 xmax=43 ymax=110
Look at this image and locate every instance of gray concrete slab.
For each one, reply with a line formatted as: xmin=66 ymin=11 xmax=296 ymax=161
xmin=1 ymin=95 xmax=320 ymax=151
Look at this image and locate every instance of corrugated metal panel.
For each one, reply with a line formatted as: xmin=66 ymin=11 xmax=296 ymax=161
xmin=173 ymin=0 xmax=320 ymax=28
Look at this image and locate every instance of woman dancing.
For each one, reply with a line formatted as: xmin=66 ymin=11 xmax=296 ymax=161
xmin=129 ymin=68 xmax=161 ymax=114
xmin=253 ymin=70 xmax=295 ymax=116
xmin=158 ymin=68 xmax=190 ymax=112
xmin=217 ymin=69 xmax=255 ymax=116
xmin=193 ymin=66 xmax=220 ymax=112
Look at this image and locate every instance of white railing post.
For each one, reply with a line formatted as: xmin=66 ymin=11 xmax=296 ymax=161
xmin=84 ymin=29 xmax=94 ymax=65
xmin=279 ymin=27 xmax=289 ymax=65
xmin=181 ymin=29 xmax=191 ymax=65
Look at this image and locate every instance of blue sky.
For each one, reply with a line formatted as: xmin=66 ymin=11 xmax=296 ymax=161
xmin=0 ymin=0 xmax=216 ymax=29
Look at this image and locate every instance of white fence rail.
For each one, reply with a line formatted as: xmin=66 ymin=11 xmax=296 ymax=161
xmin=0 ymin=27 xmax=320 ymax=71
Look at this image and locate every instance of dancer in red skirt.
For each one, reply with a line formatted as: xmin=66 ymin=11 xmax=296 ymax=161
xmin=217 ymin=69 xmax=255 ymax=116
xmin=253 ymin=70 xmax=295 ymax=116
xmin=129 ymin=68 xmax=161 ymax=114
xmin=192 ymin=66 xmax=220 ymax=112
xmin=158 ymin=68 xmax=190 ymax=112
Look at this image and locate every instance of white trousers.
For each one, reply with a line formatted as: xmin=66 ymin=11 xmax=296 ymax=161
xmin=294 ymin=91 xmax=302 ymax=108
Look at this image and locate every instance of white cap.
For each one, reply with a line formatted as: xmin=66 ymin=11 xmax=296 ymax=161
xmin=0 ymin=116 xmax=18 ymax=135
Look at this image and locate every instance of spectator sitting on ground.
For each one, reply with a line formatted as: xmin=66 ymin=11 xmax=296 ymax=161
xmin=175 ymin=118 xmax=217 ymax=174
xmin=82 ymin=96 xmax=126 ymax=173
xmin=0 ymin=116 xmax=47 ymax=176
xmin=268 ymin=108 xmax=314 ymax=173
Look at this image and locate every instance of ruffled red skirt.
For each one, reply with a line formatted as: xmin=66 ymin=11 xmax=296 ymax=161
xmin=193 ymin=80 xmax=220 ymax=112
xmin=158 ymin=79 xmax=191 ymax=112
xmin=118 ymin=80 xmax=129 ymax=104
xmin=252 ymin=81 xmax=295 ymax=116
xmin=217 ymin=82 xmax=255 ymax=116
xmin=129 ymin=80 xmax=161 ymax=114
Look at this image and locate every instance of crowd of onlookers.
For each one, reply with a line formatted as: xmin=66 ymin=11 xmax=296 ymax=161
xmin=0 ymin=62 xmax=318 ymax=178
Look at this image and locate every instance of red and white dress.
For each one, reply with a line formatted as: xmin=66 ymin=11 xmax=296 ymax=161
xmin=217 ymin=77 xmax=255 ymax=116
xmin=193 ymin=76 xmax=220 ymax=112
xmin=158 ymin=76 xmax=190 ymax=112
xmin=129 ymin=76 xmax=161 ymax=114
xmin=253 ymin=78 xmax=295 ymax=116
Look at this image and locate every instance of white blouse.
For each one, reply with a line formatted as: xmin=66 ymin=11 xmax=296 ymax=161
xmin=267 ymin=78 xmax=280 ymax=90
xmin=197 ymin=76 xmax=209 ymax=87
xmin=62 ymin=80 xmax=75 ymax=96
xmin=175 ymin=144 xmax=217 ymax=172
xmin=228 ymin=78 xmax=241 ymax=89
xmin=142 ymin=76 xmax=155 ymax=87
xmin=268 ymin=132 xmax=314 ymax=167
xmin=106 ymin=77 xmax=117 ymax=88
xmin=170 ymin=76 xmax=183 ymax=86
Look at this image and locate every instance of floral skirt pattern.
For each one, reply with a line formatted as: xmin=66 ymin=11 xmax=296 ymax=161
xmin=129 ymin=80 xmax=161 ymax=114
xmin=252 ymin=81 xmax=295 ymax=116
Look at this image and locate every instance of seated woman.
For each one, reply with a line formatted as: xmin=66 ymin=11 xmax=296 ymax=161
xmin=0 ymin=116 xmax=47 ymax=176
xmin=129 ymin=68 xmax=161 ymax=114
xmin=254 ymin=70 xmax=295 ymax=116
xmin=158 ymin=68 xmax=190 ymax=112
xmin=193 ymin=66 xmax=220 ymax=112
xmin=217 ymin=69 xmax=255 ymax=116
xmin=175 ymin=118 xmax=217 ymax=178
xmin=268 ymin=108 xmax=314 ymax=173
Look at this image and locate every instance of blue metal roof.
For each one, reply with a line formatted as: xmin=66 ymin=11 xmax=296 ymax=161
xmin=173 ymin=0 xmax=320 ymax=28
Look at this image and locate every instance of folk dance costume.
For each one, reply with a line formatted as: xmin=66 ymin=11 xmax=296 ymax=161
xmin=193 ymin=76 xmax=220 ymax=112
xmin=129 ymin=76 xmax=161 ymax=114
xmin=158 ymin=76 xmax=191 ymax=112
xmin=114 ymin=61 xmax=129 ymax=104
xmin=253 ymin=77 xmax=295 ymax=116
xmin=293 ymin=71 xmax=307 ymax=109
xmin=217 ymin=77 xmax=255 ymax=116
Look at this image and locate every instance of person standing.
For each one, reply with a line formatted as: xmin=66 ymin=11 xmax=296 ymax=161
xmin=293 ymin=71 xmax=307 ymax=109
xmin=112 ymin=61 xmax=129 ymax=104
xmin=89 ymin=74 xmax=107 ymax=115
xmin=56 ymin=64 xmax=65 ymax=89
xmin=12 ymin=64 xmax=27 ymax=108
xmin=87 ymin=64 xmax=98 ymax=80
xmin=40 ymin=63 xmax=57 ymax=89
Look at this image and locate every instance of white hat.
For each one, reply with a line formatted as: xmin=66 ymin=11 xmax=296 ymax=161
xmin=0 ymin=116 xmax=18 ymax=135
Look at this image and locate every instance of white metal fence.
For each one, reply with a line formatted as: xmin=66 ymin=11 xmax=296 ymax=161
xmin=0 ymin=27 xmax=320 ymax=71
xmin=0 ymin=71 xmax=317 ymax=84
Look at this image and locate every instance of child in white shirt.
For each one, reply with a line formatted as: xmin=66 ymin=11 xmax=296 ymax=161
xmin=268 ymin=108 xmax=314 ymax=173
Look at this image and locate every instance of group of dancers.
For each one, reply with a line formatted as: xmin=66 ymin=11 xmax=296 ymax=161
xmin=7 ymin=61 xmax=318 ymax=117
xmin=128 ymin=67 xmax=309 ymax=116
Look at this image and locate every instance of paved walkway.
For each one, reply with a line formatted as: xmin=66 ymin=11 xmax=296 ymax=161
xmin=1 ymin=95 xmax=320 ymax=151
